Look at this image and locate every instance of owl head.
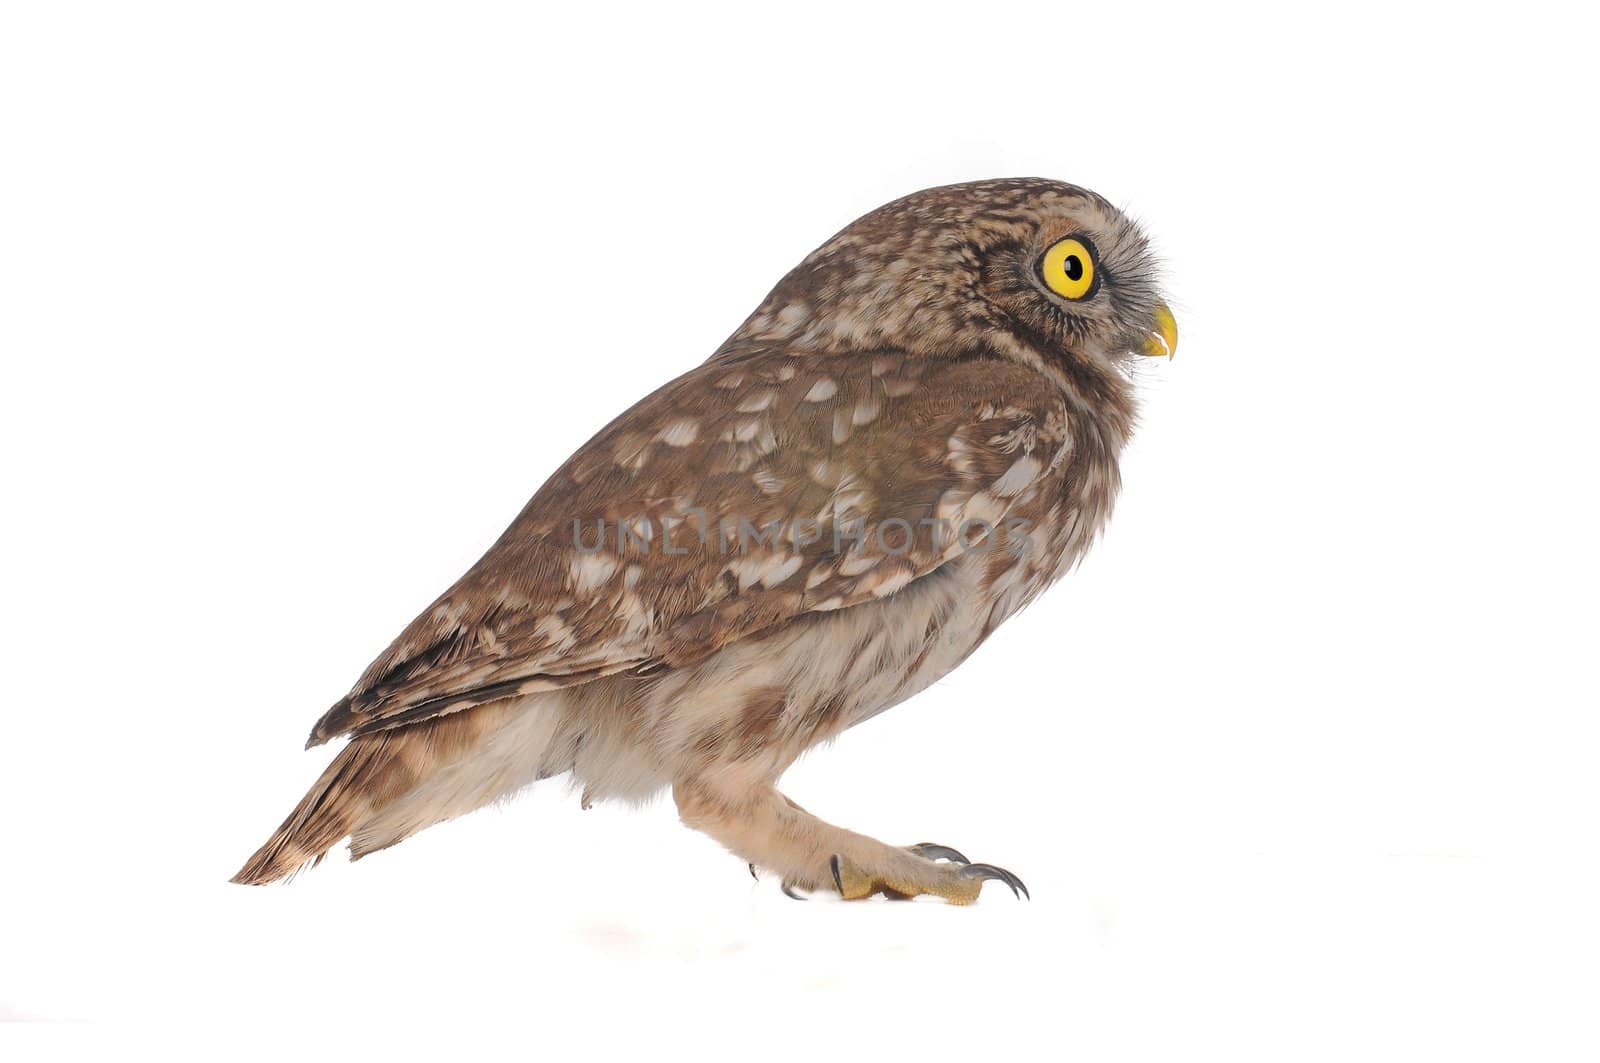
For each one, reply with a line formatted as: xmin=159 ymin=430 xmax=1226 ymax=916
xmin=731 ymin=178 xmax=1176 ymax=378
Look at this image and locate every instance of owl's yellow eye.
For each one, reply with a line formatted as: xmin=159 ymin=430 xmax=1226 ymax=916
xmin=1037 ymin=236 xmax=1098 ymax=301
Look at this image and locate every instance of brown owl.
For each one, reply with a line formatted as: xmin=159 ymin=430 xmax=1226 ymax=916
xmin=233 ymin=178 xmax=1176 ymax=903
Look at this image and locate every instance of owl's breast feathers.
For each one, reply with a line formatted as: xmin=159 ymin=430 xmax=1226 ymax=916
xmin=307 ymin=346 xmax=1124 ymax=747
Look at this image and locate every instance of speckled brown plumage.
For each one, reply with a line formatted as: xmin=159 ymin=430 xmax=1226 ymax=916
xmin=234 ymin=178 xmax=1175 ymax=902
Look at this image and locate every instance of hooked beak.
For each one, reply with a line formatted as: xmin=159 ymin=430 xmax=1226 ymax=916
xmin=1139 ymin=301 xmax=1178 ymax=359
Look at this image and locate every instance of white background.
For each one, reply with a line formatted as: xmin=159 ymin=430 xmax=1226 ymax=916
xmin=2 ymin=0 xmax=1596 ymax=1056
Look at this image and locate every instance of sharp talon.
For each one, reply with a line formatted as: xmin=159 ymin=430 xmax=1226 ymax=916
xmin=781 ymin=882 xmax=806 ymax=901
xmin=960 ymin=863 xmax=1030 ymax=900
xmin=829 ymin=855 xmax=844 ymax=895
xmin=748 ymin=862 xmax=759 ymax=881
xmin=909 ymin=842 xmax=971 ymax=865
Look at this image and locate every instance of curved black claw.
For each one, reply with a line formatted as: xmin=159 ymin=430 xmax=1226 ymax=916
xmin=780 ymin=881 xmax=807 ymax=901
xmin=959 ymin=862 xmax=1031 ymax=900
xmin=749 ymin=862 xmax=759 ymax=881
xmin=908 ymin=842 xmax=971 ymax=865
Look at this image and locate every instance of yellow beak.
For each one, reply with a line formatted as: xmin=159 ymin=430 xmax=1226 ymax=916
xmin=1139 ymin=301 xmax=1178 ymax=359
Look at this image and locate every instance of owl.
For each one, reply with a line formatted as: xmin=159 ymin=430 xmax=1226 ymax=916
xmin=233 ymin=178 xmax=1176 ymax=903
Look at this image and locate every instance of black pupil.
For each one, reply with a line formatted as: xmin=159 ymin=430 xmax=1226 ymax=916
xmin=1062 ymin=254 xmax=1084 ymax=281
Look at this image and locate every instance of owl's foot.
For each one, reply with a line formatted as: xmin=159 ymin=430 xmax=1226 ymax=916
xmin=678 ymin=779 xmax=1027 ymax=905
xmin=774 ymin=841 xmax=981 ymax=900
xmin=811 ymin=848 xmax=1028 ymax=904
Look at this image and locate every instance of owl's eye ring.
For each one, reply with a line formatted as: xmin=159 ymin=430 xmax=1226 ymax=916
xmin=1036 ymin=235 xmax=1100 ymax=302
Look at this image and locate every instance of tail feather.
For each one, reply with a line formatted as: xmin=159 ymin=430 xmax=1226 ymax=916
xmin=231 ymin=733 xmax=407 ymax=885
xmin=231 ymin=698 xmax=537 ymax=885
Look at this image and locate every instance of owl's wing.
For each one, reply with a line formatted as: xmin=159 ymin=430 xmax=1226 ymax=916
xmin=307 ymin=347 xmax=1069 ymax=745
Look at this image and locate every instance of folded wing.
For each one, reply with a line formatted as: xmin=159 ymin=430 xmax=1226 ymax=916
xmin=308 ymin=346 xmax=1069 ymax=746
